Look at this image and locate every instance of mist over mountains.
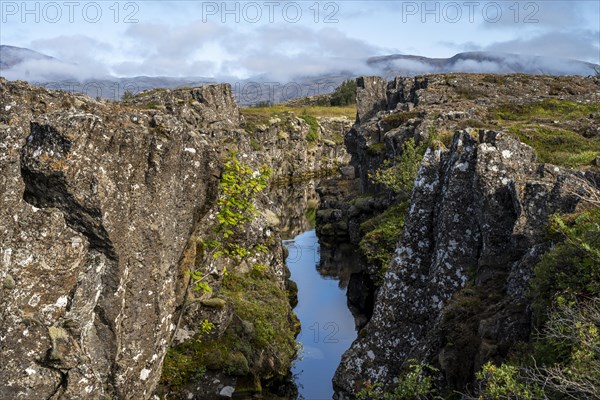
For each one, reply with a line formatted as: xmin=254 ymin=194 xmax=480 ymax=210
xmin=0 ymin=45 xmax=57 ymax=70
xmin=368 ymin=52 xmax=600 ymax=77
xmin=1 ymin=45 xmax=598 ymax=105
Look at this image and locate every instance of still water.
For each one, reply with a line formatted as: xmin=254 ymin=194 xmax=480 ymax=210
xmin=284 ymin=230 xmax=358 ymax=400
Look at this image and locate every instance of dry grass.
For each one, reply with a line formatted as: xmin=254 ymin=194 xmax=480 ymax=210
xmin=241 ymin=104 xmax=356 ymax=120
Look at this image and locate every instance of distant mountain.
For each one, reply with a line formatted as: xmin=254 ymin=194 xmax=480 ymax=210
xmin=1 ymin=46 xmax=598 ymax=104
xmin=0 ymin=45 xmax=56 ymax=70
xmin=367 ymin=51 xmax=599 ymax=77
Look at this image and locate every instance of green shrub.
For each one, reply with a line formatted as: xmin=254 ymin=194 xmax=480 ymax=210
xmin=199 ymin=319 xmax=215 ymax=336
xmin=359 ymin=200 xmax=410 ymax=279
xmin=330 ymin=80 xmax=357 ymax=106
xmin=357 ymin=360 xmax=440 ymax=400
xmin=370 ymin=139 xmax=423 ymax=195
xmin=204 ymin=151 xmax=271 ymax=261
xmin=188 ymin=151 xmax=271 ymax=297
xmin=301 ymin=115 xmax=320 ymax=142
xmin=531 ymin=301 xmax=600 ymax=398
xmin=121 ymin=90 xmax=135 ymax=100
xmin=530 ymin=208 xmax=600 ymax=317
xmin=471 ymin=208 xmax=600 ymax=400
xmin=474 ymin=362 xmax=544 ymax=400
xmin=474 ymin=301 xmax=600 ymax=400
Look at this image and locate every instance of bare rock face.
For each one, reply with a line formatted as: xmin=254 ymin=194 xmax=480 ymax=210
xmin=333 ymin=129 xmax=594 ymax=397
xmin=0 ymin=78 xmax=351 ymax=400
xmin=124 ymin=84 xmax=241 ymax=129
xmin=0 ymin=79 xmax=225 ymax=399
xmin=356 ymin=76 xmax=387 ymax=124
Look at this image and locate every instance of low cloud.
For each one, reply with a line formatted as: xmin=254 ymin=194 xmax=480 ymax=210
xmin=372 ymin=51 xmax=598 ymax=77
xmin=31 ymin=35 xmax=113 ymax=63
xmin=2 ymin=59 xmax=108 ymax=81
xmin=221 ymin=26 xmax=382 ymax=80
xmin=1 ymin=8 xmax=598 ymax=83
xmin=110 ymin=24 xmax=384 ymax=80
xmin=485 ymin=31 xmax=600 ymax=64
xmin=1 ymin=35 xmax=112 ymax=81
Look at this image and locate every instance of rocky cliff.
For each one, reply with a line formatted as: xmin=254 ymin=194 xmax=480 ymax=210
xmin=0 ymin=78 xmax=350 ymax=399
xmin=331 ymin=74 xmax=600 ymax=397
xmin=0 ymin=80 xmax=227 ymax=399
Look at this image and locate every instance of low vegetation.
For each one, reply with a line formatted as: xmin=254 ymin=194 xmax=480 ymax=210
xmin=300 ymin=114 xmax=320 ymax=142
xmin=357 ymin=360 xmax=440 ymax=400
xmin=490 ymin=99 xmax=600 ymax=168
xmin=241 ymin=104 xmax=355 ymax=136
xmin=470 ymin=206 xmax=600 ymax=400
xmin=161 ymin=152 xmax=297 ymax=391
xmin=162 ymin=268 xmax=297 ymax=387
xmin=370 ymin=139 xmax=423 ymax=195
xmin=243 ymin=104 xmax=355 ymax=119
xmin=329 ymin=79 xmax=357 ymax=107
xmin=351 ymin=94 xmax=600 ymax=399
xmin=241 ymin=80 xmax=357 ymax=135
xmin=241 ymin=104 xmax=356 ymax=120
xmin=359 ymin=200 xmax=410 ymax=280
xmin=531 ymin=208 xmax=600 ymax=316
xmin=492 ymin=99 xmax=600 ymax=122
xmin=509 ymin=124 xmax=599 ymax=167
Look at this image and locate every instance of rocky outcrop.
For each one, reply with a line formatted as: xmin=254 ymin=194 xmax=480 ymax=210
xmin=349 ymin=74 xmax=600 ymax=194
xmin=330 ymin=73 xmax=600 ymax=398
xmin=333 ymin=128 xmax=597 ymax=397
xmin=319 ymin=73 xmax=600 ymax=275
xmin=0 ymin=77 xmax=353 ymax=399
xmin=250 ymin=115 xmax=351 ymax=183
xmin=0 ymin=79 xmax=225 ymax=399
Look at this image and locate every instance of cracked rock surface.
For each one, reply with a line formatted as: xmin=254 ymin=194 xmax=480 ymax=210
xmin=332 ymin=74 xmax=600 ymax=398
xmin=0 ymin=78 xmax=352 ymax=399
xmin=0 ymin=79 xmax=222 ymax=399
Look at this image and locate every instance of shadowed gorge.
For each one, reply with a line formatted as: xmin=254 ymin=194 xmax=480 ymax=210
xmin=0 ymin=72 xmax=599 ymax=400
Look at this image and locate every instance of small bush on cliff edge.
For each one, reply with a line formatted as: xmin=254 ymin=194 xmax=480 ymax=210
xmin=200 ymin=150 xmax=271 ymax=262
xmin=473 ymin=362 xmax=544 ymax=400
xmin=357 ymin=360 xmax=440 ymax=400
xmin=472 ymin=300 xmax=600 ymax=400
xmin=330 ymin=80 xmax=357 ymax=107
xmin=188 ymin=151 xmax=271 ymax=294
xmin=162 ymin=151 xmax=299 ymax=394
xmin=370 ymin=138 xmax=424 ymax=196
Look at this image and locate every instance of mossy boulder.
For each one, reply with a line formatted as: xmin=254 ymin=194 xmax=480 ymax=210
xmin=201 ymin=298 xmax=227 ymax=309
xmin=224 ymin=352 xmax=250 ymax=376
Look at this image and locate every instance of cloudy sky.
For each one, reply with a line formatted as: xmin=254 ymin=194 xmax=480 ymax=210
xmin=1 ymin=0 xmax=599 ymax=80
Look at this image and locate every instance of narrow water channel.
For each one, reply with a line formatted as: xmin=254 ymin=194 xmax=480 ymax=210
xmin=284 ymin=230 xmax=359 ymax=400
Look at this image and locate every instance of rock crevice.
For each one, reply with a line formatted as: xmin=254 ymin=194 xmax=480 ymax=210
xmin=333 ymin=125 xmax=594 ymax=397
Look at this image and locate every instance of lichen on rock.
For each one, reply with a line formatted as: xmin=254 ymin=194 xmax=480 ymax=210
xmin=332 ymin=73 xmax=600 ymax=398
